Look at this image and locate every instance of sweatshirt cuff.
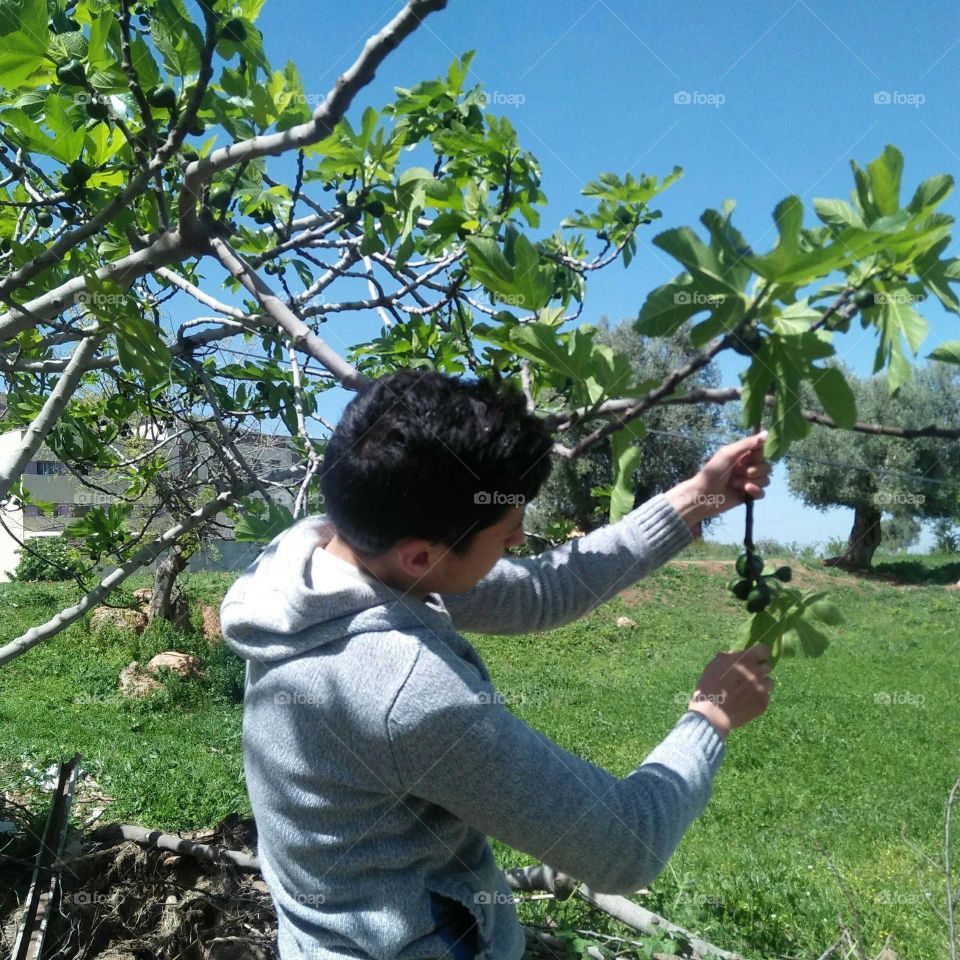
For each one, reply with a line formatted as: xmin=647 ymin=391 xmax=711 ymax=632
xmin=674 ymin=710 xmax=727 ymax=769
xmin=624 ymin=492 xmax=694 ymax=566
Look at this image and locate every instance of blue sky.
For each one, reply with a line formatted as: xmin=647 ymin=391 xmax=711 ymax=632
xmin=214 ymin=0 xmax=960 ymax=548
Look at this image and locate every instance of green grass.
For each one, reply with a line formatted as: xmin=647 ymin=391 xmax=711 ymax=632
xmin=1 ymin=557 xmax=958 ymax=958
xmin=0 ymin=573 xmax=249 ymax=826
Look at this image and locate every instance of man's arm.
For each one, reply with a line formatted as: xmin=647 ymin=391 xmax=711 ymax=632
xmin=386 ymin=639 xmax=729 ymax=896
xmin=442 ymin=433 xmax=771 ymax=636
xmin=442 ymin=493 xmax=692 ymax=634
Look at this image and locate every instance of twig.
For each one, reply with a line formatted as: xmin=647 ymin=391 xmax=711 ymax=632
xmin=86 ymin=823 xmax=260 ymax=873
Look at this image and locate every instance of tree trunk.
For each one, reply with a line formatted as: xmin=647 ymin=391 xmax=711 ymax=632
xmin=149 ymin=545 xmax=191 ymax=628
xmin=825 ymin=503 xmax=882 ymax=571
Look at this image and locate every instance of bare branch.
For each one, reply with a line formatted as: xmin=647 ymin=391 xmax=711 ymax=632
xmin=0 ymin=229 xmax=186 ymax=341
xmin=546 ymin=386 xmax=960 ymax=443
xmin=157 ymin=267 xmax=250 ymax=320
xmin=0 ymin=332 xmax=104 ymax=501
xmin=208 ymin=235 xmax=368 ymax=390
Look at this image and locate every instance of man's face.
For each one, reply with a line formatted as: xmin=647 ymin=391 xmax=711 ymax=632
xmin=402 ymin=505 xmax=527 ymax=595
xmin=444 ymin=505 xmax=527 ymax=591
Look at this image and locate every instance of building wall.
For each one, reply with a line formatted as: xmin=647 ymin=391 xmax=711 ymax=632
xmin=0 ymin=428 xmax=297 ymax=582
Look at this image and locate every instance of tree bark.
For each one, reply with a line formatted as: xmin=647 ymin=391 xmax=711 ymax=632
xmin=825 ymin=503 xmax=882 ymax=571
xmin=149 ymin=545 xmax=190 ymax=627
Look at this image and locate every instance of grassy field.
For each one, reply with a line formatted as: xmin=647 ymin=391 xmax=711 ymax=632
xmin=1 ymin=551 xmax=958 ymax=959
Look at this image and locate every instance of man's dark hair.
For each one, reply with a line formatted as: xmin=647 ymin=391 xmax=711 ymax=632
xmin=320 ymin=369 xmax=554 ymax=555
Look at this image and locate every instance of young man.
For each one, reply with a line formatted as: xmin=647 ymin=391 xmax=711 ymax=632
xmin=221 ymin=369 xmax=773 ymax=960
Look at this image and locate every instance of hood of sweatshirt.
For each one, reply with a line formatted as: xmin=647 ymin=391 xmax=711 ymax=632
xmin=219 ymin=515 xmax=457 ymax=664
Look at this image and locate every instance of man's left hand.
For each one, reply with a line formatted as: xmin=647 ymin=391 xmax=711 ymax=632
xmin=664 ymin=433 xmax=772 ymax=532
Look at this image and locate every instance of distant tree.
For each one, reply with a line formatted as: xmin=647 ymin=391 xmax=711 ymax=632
xmin=786 ymin=364 xmax=960 ymax=570
xmin=880 ymin=514 xmax=921 ymax=552
xmin=528 ymin=318 xmax=725 ymax=538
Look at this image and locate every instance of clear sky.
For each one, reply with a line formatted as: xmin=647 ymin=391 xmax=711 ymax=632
xmin=215 ymin=0 xmax=960 ymax=549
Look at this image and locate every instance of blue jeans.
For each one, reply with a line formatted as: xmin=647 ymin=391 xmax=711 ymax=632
xmin=429 ymin=893 xmax=478 ymax=960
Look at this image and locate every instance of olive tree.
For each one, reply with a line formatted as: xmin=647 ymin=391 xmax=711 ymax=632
xmin=786 ymin=363 xmax=960 ymax=570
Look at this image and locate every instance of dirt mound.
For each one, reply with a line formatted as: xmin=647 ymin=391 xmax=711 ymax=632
xmin=1 ymin=814 xmax=276 ymax=959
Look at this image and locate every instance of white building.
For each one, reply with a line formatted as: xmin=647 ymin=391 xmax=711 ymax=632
xmin=0 ymin=428 xmax=299 ymax=581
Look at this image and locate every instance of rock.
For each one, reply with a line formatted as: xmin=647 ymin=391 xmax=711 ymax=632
xmin=91 ymin=607 xmax=148 ymax=635
xmin=200 ymin=603 xmax=222 ymax=645
xmin=615 ymin=616 xmax=637 ymax=628
xmin=118 ymin=662 xmax=161 ymax=698
xmin=132 ymin=587 xmax=153 ymax=607
xmin=146 ymin=651 xmax=203 ymax=679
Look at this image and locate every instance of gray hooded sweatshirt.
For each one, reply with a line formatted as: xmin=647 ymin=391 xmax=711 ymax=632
xmin=220 ymin=493 xmax=726 ymax=960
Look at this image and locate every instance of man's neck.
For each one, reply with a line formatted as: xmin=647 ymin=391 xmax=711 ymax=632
xmin=323 ymin=535 xmax=429 ymax=600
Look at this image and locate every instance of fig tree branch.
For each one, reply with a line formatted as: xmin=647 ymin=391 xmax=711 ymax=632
xmin=208 ymin=235 xmax=368 ymax=390
xmin=177 ymin=0 xmax=449 ymax=235
xmin=0 ymin=331 xmax=104 ymax=502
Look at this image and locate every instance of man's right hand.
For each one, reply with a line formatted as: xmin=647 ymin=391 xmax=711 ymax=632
xmin=686 ymin=644 xmax=774 ymax=739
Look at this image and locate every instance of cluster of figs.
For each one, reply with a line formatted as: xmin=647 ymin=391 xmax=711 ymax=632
xmin=728 ymin=549 xmax=792 ymax=613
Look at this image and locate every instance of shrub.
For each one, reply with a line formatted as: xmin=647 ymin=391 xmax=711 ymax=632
xmin=11 ymin=536 xmax=84 ymax=582
xmin=207 ymin=642 xmax=247 ymax=703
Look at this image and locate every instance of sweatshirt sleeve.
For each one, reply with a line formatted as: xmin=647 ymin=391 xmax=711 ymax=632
xmin=441 ymin=493 xmax=693 ymax=635
xmin=385 ymin=640 xmax=724 ymax=896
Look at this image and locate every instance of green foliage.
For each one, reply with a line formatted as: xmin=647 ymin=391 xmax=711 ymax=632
xmin=527 ymin=319 xmax=726 ymax=536
xmin=635 ymin=145 xmax=960 ymax=460
xmin=206 ymin=640 xmax=247 ymax=704
xmin=2 ymin=564 xmax=958 ymax=955
xmin=230 ymin=497 xmax=294 ymax=542
xmin=10 ymin=534 xmax=84 ymax=582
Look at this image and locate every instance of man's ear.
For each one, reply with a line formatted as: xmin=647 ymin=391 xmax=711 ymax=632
xmin=392 ymin=538 xmax=440 ymax=579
